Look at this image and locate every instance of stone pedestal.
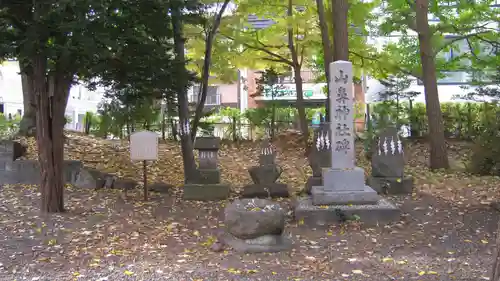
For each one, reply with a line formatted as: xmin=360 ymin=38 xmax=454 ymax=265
xmin=241 ymin=183 xmax=289 ymax=198
xmin=304 ymin=176 xmax=321 ymax=194
xmin=367 ymin=176 xmax=414 ymax=195
xmin=183 ymin=183 xmax=230 ymax=201
xmin=295 ymin=197 xmax=400 ymax=227
xmin=199 ymin=169 xmax=221 ymax=184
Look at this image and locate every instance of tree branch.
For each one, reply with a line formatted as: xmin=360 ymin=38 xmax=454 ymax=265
xmin=221 ymin=33 xmax=293 ymax=66
xmin=349 ymin=50 xmax=422 ymax=80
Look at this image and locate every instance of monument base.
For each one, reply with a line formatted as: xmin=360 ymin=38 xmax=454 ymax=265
xmin=198 ymin=169 xmax=221 ymax=184
xmin=294 ymin=196 xmax=400 ymax=227
xmin=367 ymin=176 xmax=414 ymax=195
xmin=241 ymin=183 xmax=289 ymax=198
xmin=222 ymin=233 xmax=292 ymax=253
xmin=182 ymin=184 xmax=230 ymax=201
xmin=311 ymin=185 xmax=380 ymax=205
xmin=304 ymin=176 xmax=321 ymax=194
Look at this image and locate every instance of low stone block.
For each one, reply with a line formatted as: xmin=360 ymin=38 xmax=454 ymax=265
xmin=294 ymin=196 xmax=401 ymax=227
xmin=222 ymin=233 xmax=292 ymax=253
xmin=322 ymin=167 xmax=365 ymax=191
xmin=74 ymin=168 xmax=105 ymax=189
xmin=367 ymin=176 xmax=414 ymax=195
xmin=183 ymin=184 xmax=230 ymax=201
xmin=198 ymin=169 xmax=220 ymax=184
xmin=241 ymin=183 xmax=289 ymax=198
xmin=304 ymin=176 xmax=321 ymax=194
xmin=149 ymin=182 xmax=174 ymax=193
xmin=311 ymin=185 xmax=380 ymax=205
xmin=114 ymin=178 xmax=137 ymax=190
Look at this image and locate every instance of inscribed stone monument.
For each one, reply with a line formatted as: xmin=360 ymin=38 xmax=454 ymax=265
xmin=183 ymin=136 xmax=230 ymax=201
xmin=367 ymin=127 xmax=414 ymax=194
xmin=295 ymin=61 xmax=400 ymax=226
xmin=242 ymin=139 xmax=289 ymax=198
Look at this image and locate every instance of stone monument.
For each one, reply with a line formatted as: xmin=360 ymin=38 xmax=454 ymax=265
xmin=223 ymin=198 xmax=291 ymax=253
xmin=295 ymin=61 xmax=400 ymax=226
xmin=183 ymin=136 xmax=230 ymax=200
xmin=367 ymin=127 xmax=414 ymax=194
xmin=241 ymin=139 xmax=289 ymax=198
xmin=305 ymin=123 xmax=331 ymax=194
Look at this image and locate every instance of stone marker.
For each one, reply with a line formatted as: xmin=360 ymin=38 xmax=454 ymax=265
xmin=305 ymin=123 xmax=331 ymax=194
xmin=295 ymin=61 xmax=400 ymax=226
xmin=367 ymin=127 xmax=414 ymax=194
xmin=242 ymin=139 xmax=289 ymax=198
xmin=183 ymin=137 xmax=230 ymax=201
xmin=222 ymin=198 xmax=291 ymax=253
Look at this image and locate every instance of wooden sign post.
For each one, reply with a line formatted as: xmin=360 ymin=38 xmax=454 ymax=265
xmin=130 ymin=131 xmax=158 ymax=201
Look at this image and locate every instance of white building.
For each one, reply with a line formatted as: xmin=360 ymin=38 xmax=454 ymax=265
xmin=0 ymin=60 xmax=105 ymax=131
xmin=365 ymin=1 xmax=499 ymax=103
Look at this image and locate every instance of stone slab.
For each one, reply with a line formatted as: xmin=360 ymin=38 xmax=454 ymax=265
xmin=0 ymin=160 xmax=82 ymax=185
xmin=182 ymin=183 xmax=230 ymax=201
xmin=311 ymin=185 xmax=379 ymax=205
xmin=222 ymin=233 xmax=292 ymax=253
xmin=322 ymin=167 xmax=365 ymax=191
xmin=198 ymin=169 xmax=220 ymax=184
xmin=241 ymin=183 xmax=289 ymax=198
xmin=367 ymin=176 xmax=414 ymax=195
xmin=304 ymin=176 xmax=321 ymax=194
xmin=294 ymin=196 xmax=400 ymax=227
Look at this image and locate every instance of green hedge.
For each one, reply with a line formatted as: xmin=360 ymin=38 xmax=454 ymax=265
xmin=368 ymin=101 xmax=496 ymax=140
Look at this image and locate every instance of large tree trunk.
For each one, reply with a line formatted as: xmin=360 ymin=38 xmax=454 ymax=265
xmin=415 ymin=0 xmax=449 ymax=169
xmin=315 ymin=0 xmax=333 ymax=120
xmin=171 ymin=3 xmax=198 ymax=184
xmin=190 ymin=0 xmax=231 ymax=140
xmin=332 ymin=0 xmax=349 ymax=61
xmin=287 ymin=0 xmax=309 ymax=143
xmin=19 ymin=63 xmax=37 ymax=136
xmin=33 ymin=55 xmax=70 ymax=213
xmin=491 ymin=221 xmax=500 ymax=281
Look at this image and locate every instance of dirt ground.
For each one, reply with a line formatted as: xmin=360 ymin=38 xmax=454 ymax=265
xmin=0 ymin=134 xmax=498 ymax=280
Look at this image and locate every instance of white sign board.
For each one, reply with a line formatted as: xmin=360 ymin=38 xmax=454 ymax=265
xmin=130 ymin=131 xmax=158 ymax=161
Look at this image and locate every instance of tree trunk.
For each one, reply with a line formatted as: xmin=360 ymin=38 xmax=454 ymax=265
xmin=33 ymin=55 xmax=69 ymax=213
xmin=287 ymin=0 xmax=309 ymax=143
xmin=190 ymin=0 xmax=231 ymax=140
xmin=19 ymin=63 xmax=37 ymax=136
xmin=491 ymin=221 xmax=500 ymax=281
xmin=415 ymin=0 xmax=449 ymax=169
xmin=332 ymin=0 xmax=349 ymax=61
xmin=315 ymin=0 xmax=333 ymax=120
xmin=171 ymin=3 xmax=198 ymax=184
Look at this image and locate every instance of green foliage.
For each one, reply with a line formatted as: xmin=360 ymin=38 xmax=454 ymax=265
xmin=366 ymin=101 xmax=496 ymax=140
xmin=0 ymin=114 xmax=21 ymax=139
xmin=467 ymin=102 xmax=500 ymax=175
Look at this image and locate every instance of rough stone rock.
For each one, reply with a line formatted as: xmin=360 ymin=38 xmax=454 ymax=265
xmin=149 ymin=182 xmax=174 ymax=193
xmin=74 ymin=168 xmax=105 ymax=189
xmin=113 ymin=178 xmax=137 ymax=190
xmin=248 ymin=165 xmax=282 ymax=185
xmin=224 ymin=198 xmax=285 ymax=240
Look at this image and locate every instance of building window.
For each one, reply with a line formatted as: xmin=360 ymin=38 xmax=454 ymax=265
xmin=0 ymin=103 xmax=4 ymax=114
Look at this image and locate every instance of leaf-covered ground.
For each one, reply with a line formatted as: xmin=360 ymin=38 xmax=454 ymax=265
xmin=0 ymin=133 xmax=498 ymax=280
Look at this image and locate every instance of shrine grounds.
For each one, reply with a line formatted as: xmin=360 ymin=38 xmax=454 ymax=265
xmin=0 ymin=132 xmax=498 ymax=280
